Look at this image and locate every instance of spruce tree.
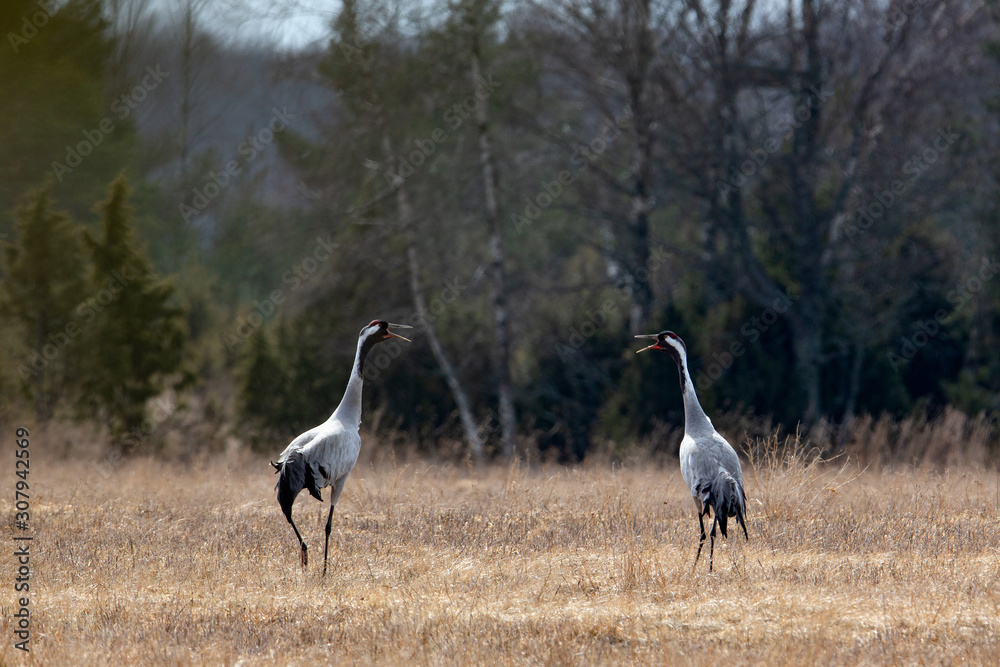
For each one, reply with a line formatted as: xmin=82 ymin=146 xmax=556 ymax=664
xmin=239 ymin=327 xmax=290 ymax=449
xmin=1 ymin=186 xmax=88 ymax=419
xmin=79 ymin=175 xmax=186 ymax=445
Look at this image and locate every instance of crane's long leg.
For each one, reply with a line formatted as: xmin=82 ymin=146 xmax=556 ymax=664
xmin=708 ymin=514 xmax=719 ymax=573
xmin=285 ymin=513 xmax=308 ymax=567
xmin=694 ymin=507 xmax=708 ymax=568
xmin=322 ymin=500 xmax=335 ymax=577
xmin=322 ymin=477 xmax=348 ymax=578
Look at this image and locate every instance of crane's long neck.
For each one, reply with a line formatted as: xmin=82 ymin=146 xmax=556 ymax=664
xmin=670 ymin=348 xmax=713 ymax=435
xmin=331 ymin=335 xmax=376 ymax=428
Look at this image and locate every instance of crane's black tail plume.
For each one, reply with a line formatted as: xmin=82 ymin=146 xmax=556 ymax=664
xmin=271 ymin=451 xmax=323 ymax=567
xmin=272 ymin=451 xmax=323 ymax=514
xmin=705 ymin=470 xmax=748 ymax=540
xmin=695 ymin=469 xmax=749 ymax=571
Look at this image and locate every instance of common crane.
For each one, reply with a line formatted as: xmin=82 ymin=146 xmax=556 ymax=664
xmin=271 ymin=320 xmax=411 ymax=575
xmin=636 ymin=331 xmax=748 ymax=572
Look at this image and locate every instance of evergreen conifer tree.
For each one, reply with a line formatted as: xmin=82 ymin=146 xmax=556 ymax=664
xmin=78 ymin=175 xmax=186 ymax=445
xmin=1 ymin=186 xmax=88 ymax=419
xmin=239 ymin=327 xmax=291 ymax=448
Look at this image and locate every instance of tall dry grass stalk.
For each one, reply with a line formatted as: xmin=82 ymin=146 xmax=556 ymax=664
xmin=843 ymin=407 xmax=998 ymax=467
xmin=1 ymin=425 xmax=998 ymax=665
xmin=744 ymin=429 xmax=860 ymax=525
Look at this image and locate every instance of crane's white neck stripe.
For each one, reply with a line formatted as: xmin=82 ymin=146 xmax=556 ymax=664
xmin=667 ymin=343 xmax=713 ymax=433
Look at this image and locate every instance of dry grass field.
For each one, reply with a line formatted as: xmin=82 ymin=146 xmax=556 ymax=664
xmin=2 ymin=432 xmax=999 ymax=666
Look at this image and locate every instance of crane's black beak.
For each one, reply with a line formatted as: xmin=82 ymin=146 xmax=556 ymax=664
xmin=634 ymin=334 xmax=659 ymax=354
xmin=386 ymin=323 xmax=412 ymax=342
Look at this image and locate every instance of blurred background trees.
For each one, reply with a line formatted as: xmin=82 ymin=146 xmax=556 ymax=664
xmin=0 ymin=0 xmax=998 ymax=461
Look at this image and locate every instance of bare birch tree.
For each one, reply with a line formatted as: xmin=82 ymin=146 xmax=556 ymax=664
xmin=451 ymin=0 xmax=518 ymax=460
xmin=527 ymin=0 xmax=663 ymax=335
xmin=329 ymin=0 xmax=485 ymax=459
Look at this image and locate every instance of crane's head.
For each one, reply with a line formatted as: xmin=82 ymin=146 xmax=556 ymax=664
xmin=635 ymin=331 xmax=691 ymax=391
xmin=634 ymin=330 xmax=686 ymax=359
xmin=360 ymin=320 xmax=412 ymax=344
xmin=354 ymin=321 xmax=411 ymax=378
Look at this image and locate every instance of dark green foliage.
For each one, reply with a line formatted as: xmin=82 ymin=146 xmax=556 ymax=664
xmin=0 ymin=0 xmax=141 ymax=227
xmin=2 ymin=0 xmax=999 ymax=461
xmin=76 ymin=176 xmax=186 ymax=445
xmin=525 ymin=333 xmax=624 ymax=461
xmin=234 ymin=0 xmax=999 ymax=457
xmin=0 ymin=186 xmax=88 ymax=419
xmin=238 ymin=316 xmax=362 ymax=446
xmin=239 ymin=328 xmax=292 ymax=449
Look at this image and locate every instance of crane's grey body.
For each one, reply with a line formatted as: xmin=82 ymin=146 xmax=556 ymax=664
xmin=636 ymin=331 xmax=747 ymax=571
xmin=271 ymin=320 xmax=409 ymax=575
xmin=274 ymin=404 xmax=361 ymax=518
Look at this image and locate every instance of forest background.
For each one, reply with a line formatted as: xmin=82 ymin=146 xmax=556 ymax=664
xmin=2 ymin=0 xmax=999 ymax=465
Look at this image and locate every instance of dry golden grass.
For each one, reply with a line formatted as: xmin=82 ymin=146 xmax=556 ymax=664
xmin=2 ymin=433 xmax=999 ymax=666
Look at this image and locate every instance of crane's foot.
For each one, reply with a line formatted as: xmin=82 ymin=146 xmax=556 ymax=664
xmin=300 ymin=544 xmax=308 ymax=567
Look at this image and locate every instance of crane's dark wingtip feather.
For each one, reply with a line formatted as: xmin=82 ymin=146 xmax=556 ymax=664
xmin=736 ymin=504 xmax=749 ymax=540
xmin=304 ymin=463 xmax=324 ymax=502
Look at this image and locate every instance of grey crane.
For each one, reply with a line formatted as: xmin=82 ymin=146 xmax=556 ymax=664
xmin=636 ymin=330 xmax=748 ymax=572
xmin=271 ymin=320 xmax=411 ymax=575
